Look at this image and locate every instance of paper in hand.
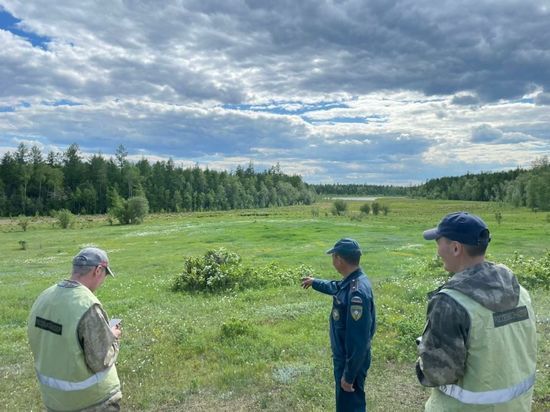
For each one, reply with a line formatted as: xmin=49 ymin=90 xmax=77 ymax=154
xmin=109 ymin=318 xmax=122 ymax=328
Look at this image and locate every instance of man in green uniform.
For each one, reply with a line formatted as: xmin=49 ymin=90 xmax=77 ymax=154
xmin=28 ymin=247 xmax=122 ymax=412
xmin=417 ymin=212 xmax=537 ymax=411
xmin=302 ymin=238 xmax=376 ymax=412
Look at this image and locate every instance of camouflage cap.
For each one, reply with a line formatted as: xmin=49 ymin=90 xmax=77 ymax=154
xmin=72 ymin=247 xmax=115 ymax=277
xmin=423 ymin=211 xmax=491 ymax=246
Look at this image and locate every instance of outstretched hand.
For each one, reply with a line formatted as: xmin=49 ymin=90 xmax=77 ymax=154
xmin=301 ymin=276 xmax=314 ymax=289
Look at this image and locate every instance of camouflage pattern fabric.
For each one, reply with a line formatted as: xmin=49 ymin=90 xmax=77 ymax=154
xmin=416 ymin=262 xmax=521 ymax=386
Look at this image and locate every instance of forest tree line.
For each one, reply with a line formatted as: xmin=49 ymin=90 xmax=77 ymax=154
xmin=1 ymin=142 xmax=548 ymax=218
xmin=410 ymin=157 xmax=550 ymax=211
xmin=0 ymin=143 xmax=316 ymax=217
xmin=311 ymin=183 xmax=410 ymax=196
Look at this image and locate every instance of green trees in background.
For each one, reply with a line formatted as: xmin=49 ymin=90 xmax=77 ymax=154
xmin=0 ymin=143 xmax=316 ymax=217
xmin=411 ymin=156 xmax=550 ymax=210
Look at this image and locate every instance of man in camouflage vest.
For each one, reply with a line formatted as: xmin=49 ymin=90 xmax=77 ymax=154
xmin=417 ymin=212 xmax=537 ymax=411
xmin=28 ymin=247 xmax=122 ymax=411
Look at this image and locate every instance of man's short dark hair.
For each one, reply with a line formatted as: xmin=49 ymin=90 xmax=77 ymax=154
xmin=337 ymin=252 xmax=361 ymax=266
xmin=72 ymin=265 xmax=94 ymax=276
xmin=463 ymin=229 xmax=490 ymax=257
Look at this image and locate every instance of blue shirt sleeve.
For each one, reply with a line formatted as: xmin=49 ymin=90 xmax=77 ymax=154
xmin=344 ymin=291 xmax=374 ymax=383
xmin=312 ymin=279 xmax=340 ymax=295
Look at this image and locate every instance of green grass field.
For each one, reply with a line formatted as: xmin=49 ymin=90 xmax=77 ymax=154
xmin=1 ymin=198 xmax=548 ymax=411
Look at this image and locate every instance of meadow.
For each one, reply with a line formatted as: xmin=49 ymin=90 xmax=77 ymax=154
xmin=0 ymin=198 xmax=548 ymax=411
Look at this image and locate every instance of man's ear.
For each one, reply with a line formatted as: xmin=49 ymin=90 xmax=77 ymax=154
xmin=451 ymin=241 xmax=462 ymax=256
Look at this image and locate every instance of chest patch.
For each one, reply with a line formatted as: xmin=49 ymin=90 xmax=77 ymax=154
xmin=350 ymin=305 xmax=363 ymax=321
xmin=332 ymin=308 xmax=340 ymax=321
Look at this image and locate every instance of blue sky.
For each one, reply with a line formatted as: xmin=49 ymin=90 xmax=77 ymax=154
xmin=1 ymin=1 xmax=549 ymax=184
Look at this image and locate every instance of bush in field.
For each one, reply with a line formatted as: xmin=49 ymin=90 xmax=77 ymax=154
xmin=172 ymin=248 xmax=313 ymax=293
xmin=382 ymin=205 xmax=389 ymax=216
xmin=505 ymin=251 xmax=550 ymax=291
xmin=331 ymin=200 xmax=347 ymax=216
xmin=371 ymin=202 xmax=381 ymax=215
xmin=359 ymin=203 xmax=370 ymax=215
xmin=349 ymin=213 xmax=362 ymax=222
xmin=109 ymin=196 xmax=149 ymax=225
xmin=17 ymin=215 xmax=30 ymax=231
xmin=220 ymin=318 xmax=256 ymax=340
xmin=55 ymin=209 xmax=75 ymax=229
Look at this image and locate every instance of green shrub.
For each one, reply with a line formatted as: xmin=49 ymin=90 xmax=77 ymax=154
xmin=220 ymin=318 xmax=256 ymax=340
xmin=382 ymin=205 xmax=389 ymax=216
xmin=18 ymin=240 xmax=27 ymax=250
xmin=17 ymin=215 xmax=30 ymax=232
xmin=331 ymin=199 xmax=347 ymax=216
xmin=55 ymin=209 xmax=75 ymax=229
xmin=505 ymin=251 xmax=550 ymax=291
xmin=371 ymin=202 xmax=380 ymax=215
xmin=172 ymin=248 xmax=313 ymax=293
xmin=349 ymin=213 xmax=362 ymax=222
xmin=359 ymin=203 xmax=370 ymax=215
xmin=109 ymin=196 xmax=149 ymax=225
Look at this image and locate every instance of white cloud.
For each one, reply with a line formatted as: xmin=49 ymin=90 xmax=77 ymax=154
xmin=0 ymin=0 xmax=549 ymax=184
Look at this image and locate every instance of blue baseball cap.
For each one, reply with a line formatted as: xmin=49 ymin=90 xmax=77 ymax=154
xmin=326 ymin=238 xmax=362 ymax=256
xmin=423 ymin=212 xmax=491 ymax=246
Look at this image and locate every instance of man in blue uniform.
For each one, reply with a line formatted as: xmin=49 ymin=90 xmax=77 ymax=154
xmin=302 ymin=238 xmax=376 ymax=412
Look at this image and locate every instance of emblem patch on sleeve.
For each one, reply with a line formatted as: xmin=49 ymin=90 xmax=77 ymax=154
xmin=350 ymin=305 xmax=363 ymax=321
xmin=351 ymin=296 xmax=363 ymax=304
xmin=332 ymin=308 xmax=340 ymax=321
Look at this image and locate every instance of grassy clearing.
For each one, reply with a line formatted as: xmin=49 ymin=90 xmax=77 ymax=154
xmin=0 ymin=198 xmax=548 ymax=411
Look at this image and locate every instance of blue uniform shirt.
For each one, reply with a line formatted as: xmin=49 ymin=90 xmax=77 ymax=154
xmin=312 ymin=268 xmax=376 ymax=383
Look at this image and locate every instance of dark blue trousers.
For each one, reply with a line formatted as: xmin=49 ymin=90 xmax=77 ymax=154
xmin=333 ymin=360 xmax=368 ymax=412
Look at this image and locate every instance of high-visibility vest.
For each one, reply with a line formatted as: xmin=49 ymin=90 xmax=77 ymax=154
xmin=28 ymin=283 xmax=120 ymax=411
xmin=425 ymin=286 xmax=537 ymax=412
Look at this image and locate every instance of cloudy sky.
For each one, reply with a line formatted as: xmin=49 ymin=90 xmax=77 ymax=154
xmin=1 ymin=0 xmax=549 ymax=184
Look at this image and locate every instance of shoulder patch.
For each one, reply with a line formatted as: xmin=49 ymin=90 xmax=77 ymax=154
xmin=351 ymin=296 xmax=363 ymax=304
xmin=350 ymin=305 xmax=363 ymax=321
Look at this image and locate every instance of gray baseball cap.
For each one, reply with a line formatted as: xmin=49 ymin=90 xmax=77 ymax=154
xmin=72 ymin=247 xmax=115 ymax=277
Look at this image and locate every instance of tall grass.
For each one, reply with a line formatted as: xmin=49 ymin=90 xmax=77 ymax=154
xmin=0 ymin=198 xmax=548 ymax=411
